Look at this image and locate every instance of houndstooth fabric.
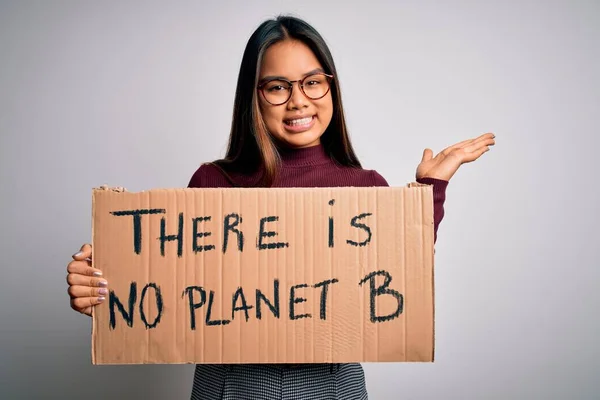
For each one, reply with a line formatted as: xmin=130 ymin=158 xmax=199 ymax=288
xmin=190 ymin=363 xmax=368 ymax=399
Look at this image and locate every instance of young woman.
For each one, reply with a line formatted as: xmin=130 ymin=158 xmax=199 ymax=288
xmin=66 ymin=15 xmax=495 ymax=400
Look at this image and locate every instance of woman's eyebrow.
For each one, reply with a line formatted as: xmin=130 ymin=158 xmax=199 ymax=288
xmin=260 ymin=68 xmax=326 ymax=82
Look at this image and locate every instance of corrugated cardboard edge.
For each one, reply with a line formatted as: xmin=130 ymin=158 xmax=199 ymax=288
xmin=90 ymin=185 xmax=128 ymax=365
xmin=407 ymin=181 xmax=436 ymax=362
xmin=90 ymin=189 xmax=97 ymax=365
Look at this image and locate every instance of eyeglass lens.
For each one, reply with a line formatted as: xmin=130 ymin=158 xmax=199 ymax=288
xmin=262 ymin=74 xmax=330 ymax=105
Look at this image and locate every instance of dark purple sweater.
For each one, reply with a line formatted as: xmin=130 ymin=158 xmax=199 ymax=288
xmin=187 ymin=144 xmax=448 ymax=242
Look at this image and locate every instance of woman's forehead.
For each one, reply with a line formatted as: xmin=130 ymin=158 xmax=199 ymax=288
xmin=260 ymin=39 xmax=323 ymax=79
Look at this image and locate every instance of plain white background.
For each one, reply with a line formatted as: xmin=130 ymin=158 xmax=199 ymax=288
xmin=1 ymin=0 xmax=598 ymax=399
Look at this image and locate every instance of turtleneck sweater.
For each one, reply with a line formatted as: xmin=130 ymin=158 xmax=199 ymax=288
xmin=187 ymin=144 xmax=448 ymax=242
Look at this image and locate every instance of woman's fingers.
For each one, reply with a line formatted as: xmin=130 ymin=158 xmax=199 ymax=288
xmin=442 ymin=138 xmax=472 ymax=155
xmin=461 ymin=143 xmax=492 ymax=163
xmin=67 ymin=259 xmax=103 ymax=277
xmin=67 ymin=244 xmax=102 ymax=316
xmin=70 ymin=297 xmax=104 ymax=316
xmin=67 ymin=285 xmax=108 ymax=299
xmin=445 ymin=134 xmax=494 ymax=162
xmin=72 ymin=243 xmax=92 ymax=261
xmin=443 ymin=132 xmax=495 ymax=153
xmin=463 ymin=137 xmax=495 ymax=154
xmin=466 ymin=132 xmax=495 ymax=144
xmin=66 ymin=272 xmax=108 ymax=288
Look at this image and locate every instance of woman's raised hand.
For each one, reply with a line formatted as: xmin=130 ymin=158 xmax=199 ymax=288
xmin=416 ymin=133 xmax=496 ymax=181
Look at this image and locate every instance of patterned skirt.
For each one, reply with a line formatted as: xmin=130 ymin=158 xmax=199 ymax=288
xmin=190 ymin=363 xmax=368 ymax=400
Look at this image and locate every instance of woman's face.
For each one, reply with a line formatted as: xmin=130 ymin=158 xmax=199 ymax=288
xmin=258 ymin=39 xmax=333 ymax=149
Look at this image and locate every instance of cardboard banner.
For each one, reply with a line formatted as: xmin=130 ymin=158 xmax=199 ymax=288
xmin=91 ymin=185 xmax=435 ymax=364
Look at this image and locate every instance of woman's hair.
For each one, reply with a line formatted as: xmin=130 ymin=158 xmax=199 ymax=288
xmin=212 ymin=15 xmax=362 ymax=187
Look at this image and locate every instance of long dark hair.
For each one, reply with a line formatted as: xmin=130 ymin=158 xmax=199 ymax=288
xmin=212 ymin=15 xmax=362 ymax=187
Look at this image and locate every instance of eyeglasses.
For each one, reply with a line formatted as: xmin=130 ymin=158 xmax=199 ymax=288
xmin=257 ymin=73 xmax=334 ymax=106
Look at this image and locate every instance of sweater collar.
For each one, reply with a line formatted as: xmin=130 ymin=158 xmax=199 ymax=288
xmin=277 ymin=143 xmax=331 ymax=167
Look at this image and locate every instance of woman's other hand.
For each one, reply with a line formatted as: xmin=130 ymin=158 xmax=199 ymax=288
xmin=66 ymin=244 xmax=107 ymax=317
xmin=416 ymin=132 xmax=496 ymax=181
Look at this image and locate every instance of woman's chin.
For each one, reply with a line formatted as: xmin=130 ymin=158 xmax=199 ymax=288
xmin=274 ymin=131 xmax=322 ymax=149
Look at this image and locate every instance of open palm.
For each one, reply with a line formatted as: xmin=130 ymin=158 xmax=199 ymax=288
xmin=416 ymin=133 xmax=496 ymax=181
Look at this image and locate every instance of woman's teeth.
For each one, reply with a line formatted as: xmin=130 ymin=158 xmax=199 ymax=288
xmin=285 ymin=116 xmax=312 ymax=126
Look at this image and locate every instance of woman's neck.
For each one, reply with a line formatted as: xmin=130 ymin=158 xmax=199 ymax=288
xmin=277 ymin=143 xmax=330 ymax=167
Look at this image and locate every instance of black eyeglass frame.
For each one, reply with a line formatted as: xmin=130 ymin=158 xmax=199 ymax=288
xmin=257 ymin=73 xmax=335 ymax=105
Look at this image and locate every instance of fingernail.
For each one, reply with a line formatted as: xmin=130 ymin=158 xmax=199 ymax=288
xmin=98 ymin=280 xmax=108 ymax=287
xmin=98 ymin=296 xmax=106 ymax=302
xmin=98 ymin=288 xmax=108 ymax=295
xmin=93 ymin=271 xmax=103 ymax=277
xmin=73 ymin=251 xmax=83 ymax=258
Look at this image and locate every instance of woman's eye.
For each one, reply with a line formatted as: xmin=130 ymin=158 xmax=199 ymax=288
xmin=264 ymin=80 xmax=289 ymax=92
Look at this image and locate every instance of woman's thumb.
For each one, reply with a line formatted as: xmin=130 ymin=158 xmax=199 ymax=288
xmin=421 ymin=148 xmax=433 ymax=162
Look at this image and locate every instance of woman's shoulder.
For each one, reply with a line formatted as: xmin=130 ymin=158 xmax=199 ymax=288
xmin=367 ymin=169 xmax=389 ymax=187
xmin=358 ymin=168 xmax=389 ymax=187
xmin=320 ymin=165 xmax=390 ymax=187
xmin=187 ymin=163 xmax=234 ymax=188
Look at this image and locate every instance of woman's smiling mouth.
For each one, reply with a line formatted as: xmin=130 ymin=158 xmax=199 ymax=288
xmin=283 ymin=115 xmax=315 ymax=132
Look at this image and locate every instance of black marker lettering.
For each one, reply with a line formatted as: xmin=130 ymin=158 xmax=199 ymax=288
xmin=182 ymin=286 xmax=206 ymax=330
xmin=223 ymin=213 xmax=244 ymax=253
xmin=160 ymin=212 xmax=184 ymax=257
xmin=347 ymin=213 xmax=373 ymax=247
xmin=313 ymin=278 xmax=339 ymax=320
xmin=257 ymin=216 xmax=289 ymax=250
xmin=110 ymin=209 xmax=165 ymax=254
xmin=232 ymin=287 xmax=253 ymax=322
xmin=206 ymin=290 xmax=231 ymax=326
xmin=256 ymin=279 xmax=280 ymax=319
xmin=359 ymin=270 xmax=403 ymax=323
xmin=328 ymin=199 xmax=335 ymax=248
xmin=192 ymin=216 xmax=215 ymax=253
xmin=289 ymin=283 xmax=311 ymax=320
xmin=139 ymin=283 xmax=163 ymax=329
xmin=109 ymin=282 xmax=137 ymax=329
